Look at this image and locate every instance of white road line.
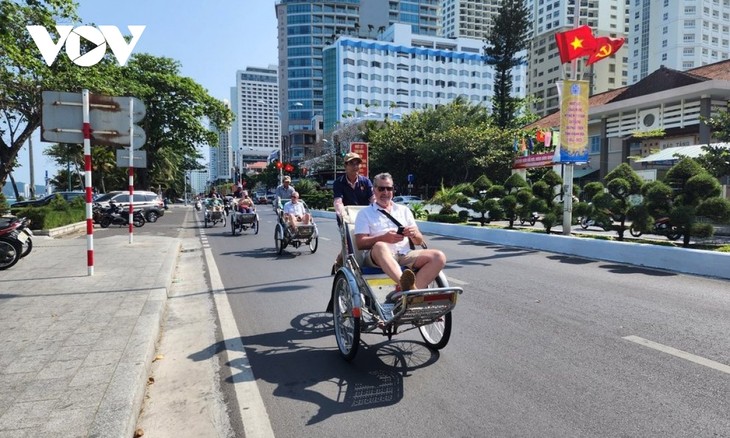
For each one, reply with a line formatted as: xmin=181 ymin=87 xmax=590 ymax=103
xmin=623 ymin=335 xmax=730 ymax=375
xmin=198 ymin=213 xmax=275 ymax=436
xmin=446 ymin=275 xmax=468 ymax=286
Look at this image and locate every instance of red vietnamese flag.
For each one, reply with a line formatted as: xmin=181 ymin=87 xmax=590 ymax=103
xmin=555 ymin=25 xmax=597 ymax=63
xmin=586 ymin=36 xmax=625 ymax=65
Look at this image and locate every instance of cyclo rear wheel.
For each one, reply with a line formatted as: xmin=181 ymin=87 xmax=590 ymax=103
xmin=332 ymin=273 xmax=360 ymax=361
xmin=418 ymin=275 xmax=453 ymax=350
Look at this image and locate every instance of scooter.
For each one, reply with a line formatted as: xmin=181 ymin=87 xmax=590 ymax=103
xmin=519 ymin=212 xmax=539 ymax=226
xmin=0 ymin=216 xmax=33 ymax=270
xmin=579 ymin=215 xmax=612 ymax=231
xmin=96 ymin=201 xmax=146 ymax=228
xmin=629 ymin=217 xmax=682 ymax=240
xmin=194 ymin=200 xmax=202 ymax=211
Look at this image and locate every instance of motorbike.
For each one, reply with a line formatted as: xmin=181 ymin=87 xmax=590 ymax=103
xmin=0 ymin=216 xmax=33 ymax=270
xmin=579 ymin=215 xmax=612 ymax=231
xmin=194 ymin=200 xmax=202 ymax=211
xmin=95 ymin=202 xmax=146 ymax=228
xmin=629 ymin=217 xmax=682 ymax=241
xmin=519 ymin=212 xmax=539 ymax=226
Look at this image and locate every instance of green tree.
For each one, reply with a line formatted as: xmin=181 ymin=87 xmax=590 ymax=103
xmin=368 ymin=98 xmax=514 ymax=189
xmin=633 ymin=158 xmax=730 ymax=247
xmin=500 ymin=172 xmax=533 ymax=228
xmin=484 ymin=0 xmax=530 ymax=129
xmin=0 ymin=0 xmax=80 ymax=195
xmin=429 ymin=182 xmax=472 ymax=215
xmin=529 ymin=170 xmax=562 ymax=233
xmin=574 ymin=163 xmax=643 ymax=241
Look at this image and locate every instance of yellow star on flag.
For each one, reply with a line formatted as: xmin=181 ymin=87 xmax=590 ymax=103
xmin=570 ymin=37 xmax=584 ymax=50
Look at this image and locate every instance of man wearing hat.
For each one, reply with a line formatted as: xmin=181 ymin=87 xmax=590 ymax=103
xmin=274 ymin=175 xmax=295 ymax=208
xmin=331 ymin=151 xmax=374 ymax=274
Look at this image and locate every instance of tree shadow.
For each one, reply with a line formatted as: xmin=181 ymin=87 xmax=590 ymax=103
xmin=189 ymin=312 xmax=439 ymax=425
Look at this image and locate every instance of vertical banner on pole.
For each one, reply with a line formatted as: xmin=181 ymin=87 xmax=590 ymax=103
xmin=558 ymin=80 xmax=590 ymax=163
xmin=82 ymin=89 xmax=94 ymax=276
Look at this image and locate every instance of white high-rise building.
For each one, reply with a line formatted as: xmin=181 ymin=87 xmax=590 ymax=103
xmin=524 ymin=0 xmax=629 ymax=117
xmin=323 ymin=23 xmax=526 ymax=133
xmin=628 ymin=0 xmax=730 ymax=85
xmin=230 ymin=66 xmax=280 ymax=169
xmin=439 ymin=0 xmax=501 ymax=40
xmin=209 ymin=100 xmax=233 ymax=184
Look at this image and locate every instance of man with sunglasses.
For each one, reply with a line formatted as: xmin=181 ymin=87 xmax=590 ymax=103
xmin=354 ymin=173 xmax=446 ymax=298
xmin=331 ymin=152 xmax=374 ymax=274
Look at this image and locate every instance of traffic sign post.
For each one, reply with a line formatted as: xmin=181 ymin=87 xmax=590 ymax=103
xmin=41 ymin=90 xmax=146 ymax=274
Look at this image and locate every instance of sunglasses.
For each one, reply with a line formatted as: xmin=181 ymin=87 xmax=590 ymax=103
xmin=376 ymin=186 xmax=394 ymax=192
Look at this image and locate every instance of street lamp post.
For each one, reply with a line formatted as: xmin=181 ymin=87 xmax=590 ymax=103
xmin=257 ymin=99 xmax=282 ymax=184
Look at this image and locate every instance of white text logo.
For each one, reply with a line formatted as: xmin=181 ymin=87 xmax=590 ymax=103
xmin=27 ymin=25 xmax=145 ymax=67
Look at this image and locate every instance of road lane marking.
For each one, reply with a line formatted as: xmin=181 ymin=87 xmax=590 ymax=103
xmin=446 ymin=276 xmax=468 ymax=286
xmin=623 ymin=335 xmax=730 ymax=375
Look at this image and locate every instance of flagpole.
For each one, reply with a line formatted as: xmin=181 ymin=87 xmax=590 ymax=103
xmin=560 ymin=6 xmax=582 ymax=235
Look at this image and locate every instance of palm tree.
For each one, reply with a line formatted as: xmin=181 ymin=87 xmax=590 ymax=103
xmin=430 ymin=182 xmax=472 ymax=214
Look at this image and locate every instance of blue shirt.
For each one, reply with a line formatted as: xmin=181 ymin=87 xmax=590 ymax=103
xmin=333 ymin=174 xmax=373 ymax=206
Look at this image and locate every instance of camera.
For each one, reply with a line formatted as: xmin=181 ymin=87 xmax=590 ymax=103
xmin=396 ymin=226 xmax=405 ymax=235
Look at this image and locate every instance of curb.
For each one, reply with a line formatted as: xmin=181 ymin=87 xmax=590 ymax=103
xmin=312 ymin=210 xmax=730 ymax=280
xmin=35 ymin=221 xmax=87 ymax=237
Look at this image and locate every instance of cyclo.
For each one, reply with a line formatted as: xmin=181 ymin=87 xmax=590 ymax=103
xmin=327 ymin=206 xmax=463 ymax=361
xmin=230 ymin=202 xmax=259 ymax=236
xmin=203 ymin=197 xmax=226 ymax=227
xmin=273 ymin=200 xmax=319 ymax=255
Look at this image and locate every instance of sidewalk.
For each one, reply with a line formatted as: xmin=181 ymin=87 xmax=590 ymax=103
xmin=0 ymin=231 xmax=180 ymax=437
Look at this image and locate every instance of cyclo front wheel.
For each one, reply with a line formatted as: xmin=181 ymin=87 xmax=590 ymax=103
xmin=332 ymin=273 xmax=360 ymax=361
xmin=418 ymin=275 xmax=453 ymax=350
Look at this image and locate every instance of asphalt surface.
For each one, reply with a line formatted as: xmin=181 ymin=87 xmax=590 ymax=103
xmin=0 ymin=214 xmax=180 ymax=437
xmin=0 ymin=204 xmax=727 ymax=437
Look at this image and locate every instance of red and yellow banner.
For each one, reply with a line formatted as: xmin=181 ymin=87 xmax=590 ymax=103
xmin=559 ymin=80 xmax=589 ymax=163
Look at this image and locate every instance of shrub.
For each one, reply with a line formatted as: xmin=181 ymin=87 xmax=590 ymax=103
xmin=0 ymin=193 xmax=8 ymax=215
xmin=427 ymin=213 xmax=465 ymax=223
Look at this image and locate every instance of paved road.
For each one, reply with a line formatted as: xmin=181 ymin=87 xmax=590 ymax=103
xmin=200 ymin=206 xmax=730 ymax=437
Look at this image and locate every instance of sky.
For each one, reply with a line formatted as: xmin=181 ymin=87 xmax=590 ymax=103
xmin=15 ymin=0 xmax=279 ymax=188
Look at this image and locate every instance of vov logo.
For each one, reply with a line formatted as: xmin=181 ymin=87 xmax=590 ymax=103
xmin=26 ymin=25 xmax=145 ymax=67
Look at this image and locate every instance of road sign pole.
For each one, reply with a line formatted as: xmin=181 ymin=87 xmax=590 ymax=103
xmin=128 ymin=98 xmax=134 ymax=244
xmin=82 ymin=89 xmax=94 ymax=276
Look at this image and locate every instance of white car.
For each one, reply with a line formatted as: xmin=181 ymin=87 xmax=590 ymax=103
xmin=392 ymin=195 xmax=423 ymax=206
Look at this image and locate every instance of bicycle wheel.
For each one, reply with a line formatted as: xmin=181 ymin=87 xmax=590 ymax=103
xmin=332 ymin=273 xmax=360 ymax=361
xmin=222 ymin=214 xmax=227 ymax=227
xmin=231 ymin=218 xmax=237 ymax=236
xmin=309 ymin=237 xmax=318 ymax=253
xmin=418 ymin=275 xmax=453 ymax=350
xmin=274 ymin=223 xmax=285 ymax=255
xmin=253 ymin=219 xmax=259 ymax=235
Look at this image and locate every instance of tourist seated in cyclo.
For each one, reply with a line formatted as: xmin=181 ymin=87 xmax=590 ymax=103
xmin=353 ymin=172 xmax=446 ymax=302
xmin=237 ymin=191 xmax=255 ymax=214
xmin=282 ymin=191 xmax=311 ymax=233
xmin=205 ymin=196 xmax=223 ymax=209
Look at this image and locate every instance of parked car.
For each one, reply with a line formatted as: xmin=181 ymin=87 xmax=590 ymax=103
xmin=254 ymin=192 xmax=268 ymax=204
xmin=392 ymin=195 xmax=423 ymax=206
xmin=10 ymin=191 xmax=86 ymax=208
xmin=94 ymin=191 xmax=165 ymax=223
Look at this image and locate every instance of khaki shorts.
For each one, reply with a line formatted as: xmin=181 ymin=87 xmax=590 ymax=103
xmin=362 ymin=249 xmax=424 ymax=269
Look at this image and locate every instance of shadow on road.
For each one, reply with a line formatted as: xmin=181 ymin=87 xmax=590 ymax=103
xmin=189 ymin=312 xmax=440 ymax=425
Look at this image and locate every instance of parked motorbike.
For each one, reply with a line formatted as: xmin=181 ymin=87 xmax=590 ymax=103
xmin=579 ymin=215 xmax=612 ymax=231
xmin=519 ymin=212 xmax=539 ymax=226
xmin=95 ymin=201 xmax=145 ymax=228
xmin=629 ymin=217 xmax=682 ymax=241
xmin=0 ymin=216 xmax=33 ymax=270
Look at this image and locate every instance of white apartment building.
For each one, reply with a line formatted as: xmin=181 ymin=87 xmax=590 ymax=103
xmin=628 ymin=0 xmax=730 ymax=85
xmin=322 ymin=23 xmax=526 ymax=133
xmin=209 ymin=103 xmax=232 ymax=184
xmin=230 ymin=66 xmax=280 ymax=168
xmin=439 ymin=0 xmax=501 ymax=40
xmin=524 ymin=0 xmax=629 ymax=117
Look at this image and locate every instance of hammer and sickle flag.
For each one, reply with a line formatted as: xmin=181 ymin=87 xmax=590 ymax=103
xmin=586 ymin=36 xmax=625 ymax=66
